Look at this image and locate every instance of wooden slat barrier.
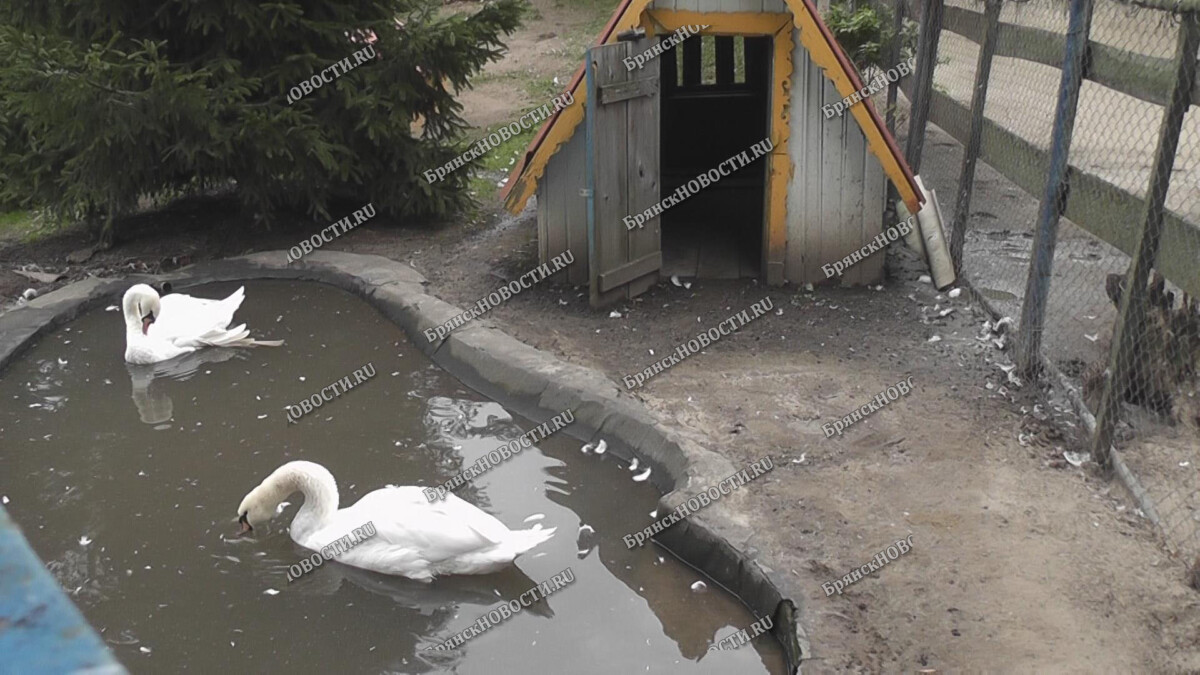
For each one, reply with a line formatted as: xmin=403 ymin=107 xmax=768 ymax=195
xmin=902 ymin=76 xmax=1200 ymax=298
xmin=941 ymin=4 xmax=1200 ymax=107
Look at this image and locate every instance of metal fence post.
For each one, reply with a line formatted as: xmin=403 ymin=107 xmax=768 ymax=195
xmin=1015 ymin=0 xmax=1094 ymax=377
xmin=904 ymin=0 xmax=944 ymax=174
xmin=948 ymin=0 xmax=1001 ymax=274
xmin=1090 ymin=11 xmax=1200 ymax=469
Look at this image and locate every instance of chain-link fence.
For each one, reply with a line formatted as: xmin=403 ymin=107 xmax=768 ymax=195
xmin=894 ymin=0 xmax=1200 ymax=559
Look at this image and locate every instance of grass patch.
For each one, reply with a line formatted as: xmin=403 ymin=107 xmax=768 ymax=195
xmin=465 ymin=117 xmax=540 ymax=203
xmin=550 ymin=0 xmax=614 ymax=32
xmin=0 ymin=210 xmax=43 ymax=243
xmin=461 ymin=74 xmax=561 ymax=202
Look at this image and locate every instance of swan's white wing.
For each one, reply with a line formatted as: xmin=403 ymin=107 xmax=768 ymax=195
xmin=318 ymin=487 xmax=512 ymax=564
xmin=149 ymin=287 xmax=245 ymax=342
xmin=369 ymin=487 xmax=513 ymax=558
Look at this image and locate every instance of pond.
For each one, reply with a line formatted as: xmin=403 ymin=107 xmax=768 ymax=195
xmin=0 ymin=280 xmax=786 ymax=673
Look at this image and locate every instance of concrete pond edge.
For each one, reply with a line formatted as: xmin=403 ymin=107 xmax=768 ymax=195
xmin=0 ymin=250 xmax=807 ymax=671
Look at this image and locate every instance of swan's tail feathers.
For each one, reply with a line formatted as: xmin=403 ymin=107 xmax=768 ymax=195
xmin=214 ymin=336 xmax=286 ymax=348
xmin=506 ymin=526 xmax=557 ymax=558
xmin=207 ymin=286 xmax=247 ymax=329
xmin=220 ymin=286 xmax=247 ymax=313
xmin=195 ymin=324 xmax=284 ymax=349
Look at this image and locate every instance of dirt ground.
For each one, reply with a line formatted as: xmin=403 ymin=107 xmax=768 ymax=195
xmin=4 ymin=0 xmax=1200 ymax=671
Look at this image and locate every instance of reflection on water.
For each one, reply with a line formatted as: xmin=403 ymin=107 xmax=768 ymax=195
xmin=0 ymin=281 xmax=785 ymax=674
xmin=127 ymin=348 xmax=245 ymax=424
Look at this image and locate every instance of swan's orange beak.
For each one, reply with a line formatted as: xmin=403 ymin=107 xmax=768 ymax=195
xmin=141 ymin=314 xmax=155 ymax=335
xmin=238 ymin=513 xmax=253 ymax=534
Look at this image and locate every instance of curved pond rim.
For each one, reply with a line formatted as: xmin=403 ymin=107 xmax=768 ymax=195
xmin=0 ymin=250 xmax=808 ymax=672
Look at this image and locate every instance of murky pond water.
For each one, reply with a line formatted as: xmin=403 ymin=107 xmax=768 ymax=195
xmin=0 ymin=281 xmax=785 ymax=673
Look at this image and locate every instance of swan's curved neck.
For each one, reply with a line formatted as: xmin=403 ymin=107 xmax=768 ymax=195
xmin=122 ymin=291 xmax=151 ymax=335
xmin=269 ymin=463 xmax=339 ymax=538
xmin=123 ymin=309 xmax=144 ymax=336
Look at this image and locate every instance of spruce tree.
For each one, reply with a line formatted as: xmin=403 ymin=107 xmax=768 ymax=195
xmin=0 ymin=0 xmax=524 ymax=244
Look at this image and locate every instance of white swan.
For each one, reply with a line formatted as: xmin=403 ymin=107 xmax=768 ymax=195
xmin=122 ymin=283 xmax=282 ymax=364
xmin=236 ymin=461 xmax=556 ymax=582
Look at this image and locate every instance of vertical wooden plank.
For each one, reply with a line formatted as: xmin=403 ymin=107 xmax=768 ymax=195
xmin=697 ymin=0 xmax=722 ymax=11
xmin=542 ymin=150 xmax=568 ymax=282
xmin=536 ymin=181 xmax=549 ymax=268
xmin=715 ymin=36 xmax=735 ymax=85
xmin=761 ymin=0 xmax=787 ymax=11
xmin=626 ymin=36 xmax=662 ymax=297
xmin=860 ymin=131 xmax=887 ymax=284
xmin=585 ymin=52 xmax=599 ymax=303
xmin=728 ymin=0 xmax=763 ymax=11
xmin=804 ymin=55 xmax=825 ymax=285
xmin=676 ymin=0 xmax=700 ymax=11
xmin=949 ymin=0 xmax=1002 ymax=273
xmin=765 ymin=23 xmax=792 ymax=285
xmin=840 ymin=116 xmax=867 ymax=286
xmin=563 ymin=133 xmax=589 ymax=285
xmin=785 ymin=30 xmax=808 ymax=282
xmin=682 ymin=36 xmax=702 ymax=86
xmin=821 ymin=77 xmax=845 ymax=286
xmin=591 ymin=43 xmax=632 ymax=306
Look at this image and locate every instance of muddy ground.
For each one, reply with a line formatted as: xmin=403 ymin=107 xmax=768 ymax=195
xmin=4 ymin=0 xmax=1200 ymax=671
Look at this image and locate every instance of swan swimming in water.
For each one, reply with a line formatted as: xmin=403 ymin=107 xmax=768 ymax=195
xmin=122 ymin=283 xmax=282 ymax=365
xmin=236 ymin=461 xmax=556 ymax=582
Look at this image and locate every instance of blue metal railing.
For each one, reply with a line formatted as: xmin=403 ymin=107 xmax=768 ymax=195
xmin=0 ymin=506 xmax=126 ymax=673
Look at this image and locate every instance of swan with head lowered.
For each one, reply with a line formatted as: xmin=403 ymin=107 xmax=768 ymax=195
xmin=122 ymin=283 xmax=282 ymax=364
xmin=236 ymin=461 xmax=556 ymax=582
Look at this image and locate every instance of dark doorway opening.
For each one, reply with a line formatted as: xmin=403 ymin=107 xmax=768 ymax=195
xmin=659 ymin=34 xmax=771 ymax=279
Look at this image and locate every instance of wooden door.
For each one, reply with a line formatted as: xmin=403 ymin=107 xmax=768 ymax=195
xmin=585 ymin=39 xmax=661 ymax=308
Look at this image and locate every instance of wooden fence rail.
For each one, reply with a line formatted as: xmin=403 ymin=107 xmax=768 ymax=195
xmin=905 ymin=6 xmax=1200 ymax=298
xmin=941 ymin=4 xmax=1200 ymax=107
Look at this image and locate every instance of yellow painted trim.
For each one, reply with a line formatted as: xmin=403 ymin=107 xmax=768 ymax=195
xmin=507 ymin=0 xmax=920 ymax=221
xmin=505 ymin=9 xmax=793 ymax=215
xmin=767 ymin=19 xmax=793 ymax=282
xmin=614 ymin=10 xmax=795 ymax=280
xmin=783 ymin=0 xmax=921 ymax=213
xmin=645 ymin=10 xmax=791 ymax=35
xmin=503 ymin=77 xmax=585 ymax=214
